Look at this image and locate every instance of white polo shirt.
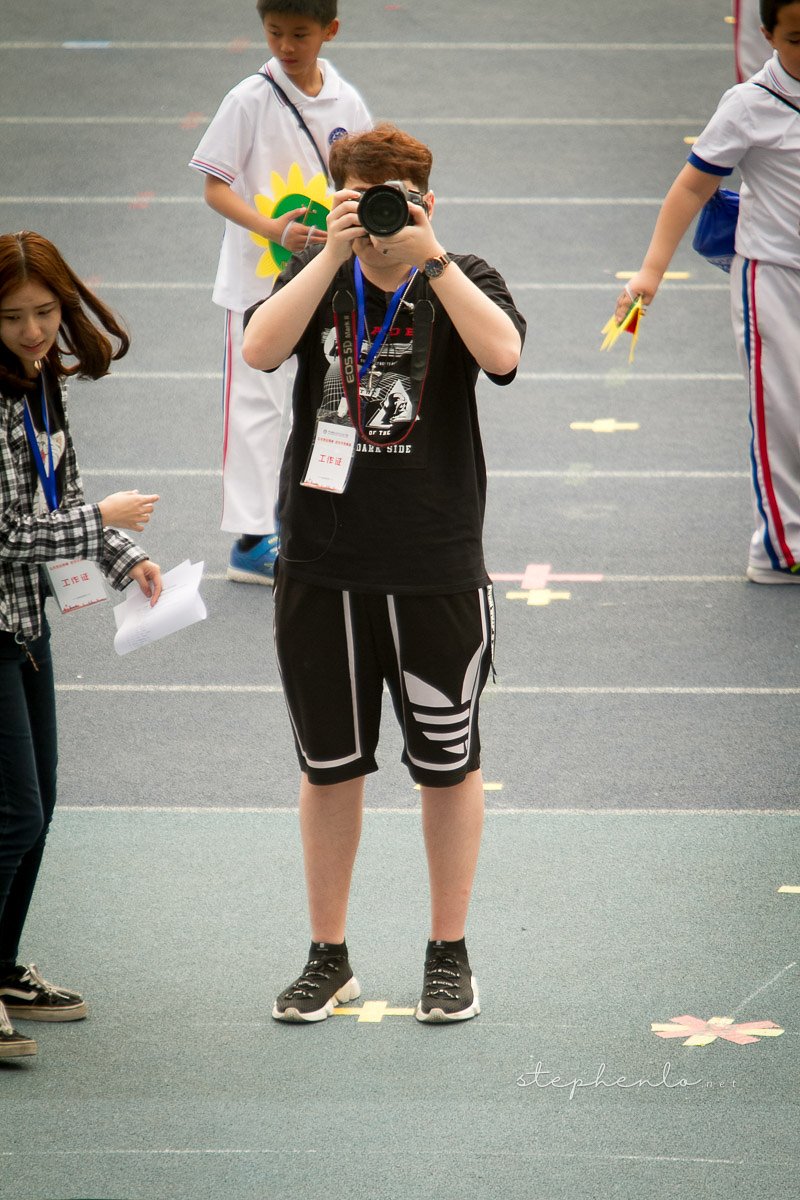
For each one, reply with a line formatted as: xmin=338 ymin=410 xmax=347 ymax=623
xmin=689 ymin=51 xmax=800 ymax=268
xmin=190 ymin=57 xmax=371 ymax=311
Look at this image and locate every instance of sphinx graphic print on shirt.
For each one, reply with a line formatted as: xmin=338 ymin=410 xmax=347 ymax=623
xmin=317 ymin=318 xmax=425 ymax=467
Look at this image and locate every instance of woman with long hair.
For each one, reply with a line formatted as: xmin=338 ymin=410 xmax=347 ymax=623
xmin=0 ymin=231 xmax=162 ymax=1060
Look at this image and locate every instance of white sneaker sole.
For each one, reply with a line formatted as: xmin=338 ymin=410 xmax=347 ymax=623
xmin=1 ymin=1000 xmax=87 ymax=1022
xmin=746 ymin=566 xmax=800 ymax=584
xmin=0 ymin=1035 xmax=37 ymax=1056
xmin=415 ymin=976 xmax=480 ymax=1023
xmin=272 ymin=975 xmax=361 ymax=1023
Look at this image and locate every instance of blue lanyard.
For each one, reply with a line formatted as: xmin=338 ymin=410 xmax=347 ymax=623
xmin=353 ymin=259 xmax=417 ymax=380
xmin=22 ymin=373 xmax=59 ymax=513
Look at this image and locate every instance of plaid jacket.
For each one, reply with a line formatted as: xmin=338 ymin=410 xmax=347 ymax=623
xmin=0 ymin=379 xmax=146 ymax=642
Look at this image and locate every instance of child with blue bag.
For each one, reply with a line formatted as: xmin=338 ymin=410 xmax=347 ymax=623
xmin=617 ymin=0 xmax=800 ymax=583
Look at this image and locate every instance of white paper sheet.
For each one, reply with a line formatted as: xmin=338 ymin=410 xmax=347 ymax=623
xmin=113 ymin=559 xmax=207 ymax=655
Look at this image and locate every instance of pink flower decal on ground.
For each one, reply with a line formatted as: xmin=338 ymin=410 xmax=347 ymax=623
xmin=651 ymin=1014 xmax=784 ymax=1046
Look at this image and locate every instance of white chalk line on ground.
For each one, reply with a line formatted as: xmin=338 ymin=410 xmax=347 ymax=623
xmin=56 ymin=805 xmax=800 ymax=816
xmin=88 ymin=370 xmax=742 ymax=382
xmin=79 ymin=469 xmax=748 ymax=481
xmin=193 ymin=571 xmax=746 ymax=582
xmin=0 ymin=41 xmax=732 ymax=51
xmin=54 ymin=685 xmax=800 ymax=695
xmin=0 ymin=195 xmax=665 ymax=206
xmin=85 ymin=281 xmax=729 ymax=292
xmin=731 ymin=963 xmax=798 ymax=1016
xmin=0 ymin=1149 xmax=754 ymax=1167
xmin=0 ymin=115 xmax=714 ymax=127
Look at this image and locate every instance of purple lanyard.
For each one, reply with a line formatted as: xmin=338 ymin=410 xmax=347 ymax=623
xmin=22 ymin=373 xmax=59 ymax=513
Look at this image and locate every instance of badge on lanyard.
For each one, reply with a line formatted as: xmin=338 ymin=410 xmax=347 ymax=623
xmin=331 ymin=261 xmax=433 ymax=466
xmin=24 ymin=369 xmax=107 ymax=614
xmin=301 ymin=418 xmax=358 ymax=493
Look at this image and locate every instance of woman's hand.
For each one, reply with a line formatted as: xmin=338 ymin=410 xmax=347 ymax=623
xmin=128 ymin=559 xmax=162 ymax=606
xmin=98 ymin=490 xmax=160 ymax=532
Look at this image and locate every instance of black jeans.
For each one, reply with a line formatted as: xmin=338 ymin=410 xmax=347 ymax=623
xmin=0 ymin=619 xmax=58 ymax=966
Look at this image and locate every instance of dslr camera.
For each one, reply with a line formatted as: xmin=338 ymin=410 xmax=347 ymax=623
xmin=357 ymin=181 xmax=428 ymax=238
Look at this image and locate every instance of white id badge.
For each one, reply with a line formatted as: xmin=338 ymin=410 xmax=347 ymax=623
xmin=301 ymin=420 xmax=357 ymax=494
xmin=45 ymin=558 xmax=107 ymax=614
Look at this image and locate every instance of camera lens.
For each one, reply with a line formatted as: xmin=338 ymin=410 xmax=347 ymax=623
xmin=357 ymin=184 xmax=410 ymax=238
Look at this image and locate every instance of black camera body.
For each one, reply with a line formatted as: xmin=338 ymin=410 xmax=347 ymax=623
xmin=357 ymin=180 xmax=427 ymax=238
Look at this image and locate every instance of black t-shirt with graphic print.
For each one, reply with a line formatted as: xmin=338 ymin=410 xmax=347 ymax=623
xmin=249 ymin=250 xmax=526 ymax=594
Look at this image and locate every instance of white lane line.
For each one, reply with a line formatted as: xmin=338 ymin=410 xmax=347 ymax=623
xmin=56 ymin=805 xmax=800 ymax=816
xmin=600 ymin=574 xmax=745 ymax=581
xmin=181 ymin=572 xmax=749 ymax=584
xmin=512 ymin=282 xmax=729 ymax=291
xmin=107 ymin=371 xmax=221 ymax=379
xmin=731 ymin=963 xmax=798 ymax=1016
xmin=485 ymin=471 xmax=747 ymax=479
xmin=91 ymin=369 xmax=742 ymax=382
xmin=516 ymin=372 xmax=742 ymax=381
xmin=0 ymin=195 xmax=665 ymax=206
xmin=81 ymin=468 xmax=222 ymax=476
xmin=189 ymin=572 xmax=747 ymax=583
xmin=0 ymin=41 xmax=732 ymax=51
xmin=0 ymin=115 xmax=712 ymax=127
xmin=0 ymin=1148 xmax=748 ymax=1166
xmin=78 ymin=469 xmax=748 ymax=480
xmin=75 ymin=282 xmax=731 ymax=292
xmin=54 ymin=684 xmax=800 ymax=695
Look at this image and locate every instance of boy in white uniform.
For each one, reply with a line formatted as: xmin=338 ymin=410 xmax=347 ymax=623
xmin=733 ymin=0 xmax=770 ymax=81
xmin=190 ymin=0 xmax=370 ymax=583
xmin=617 ymin=0 xmax=800 ymax=584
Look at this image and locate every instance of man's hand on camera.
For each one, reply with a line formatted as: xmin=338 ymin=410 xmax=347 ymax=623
xmin=368 ymin=200 xmax=444 ymax=269
xmin=322 ymin=188 xmax=366 ymax=266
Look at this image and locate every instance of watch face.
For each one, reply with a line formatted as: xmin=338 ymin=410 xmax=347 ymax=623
xmin=424 ymin=256 xmax=446 ymax=278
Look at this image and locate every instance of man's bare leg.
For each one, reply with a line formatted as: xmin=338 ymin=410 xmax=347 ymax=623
xmin=420 ymin=768 xmax=485 ymax=941
xmin=299 ymin=772 xmax=365 ymax=943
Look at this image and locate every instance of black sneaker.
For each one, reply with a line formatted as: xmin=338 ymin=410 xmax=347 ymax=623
xmin=415 ymin=939 xmax=480 ymax=1023
xmin=0 ymin=963 xmax=87 ymax=1022
xmin=0 ymin=1001 xmax=37 ymax=1058
xmin=272 ymin=941 xmax=360 ymax=1023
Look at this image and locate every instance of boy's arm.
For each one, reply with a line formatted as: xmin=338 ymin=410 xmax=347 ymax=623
xmin=203 ymin=176 xmax=326 ymax=254
xmin=615 ymin=163 xmax=721 ymax=319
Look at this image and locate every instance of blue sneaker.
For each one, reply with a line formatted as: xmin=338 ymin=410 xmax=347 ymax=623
xmin=226 ymin=534 xmax=279 ymax=586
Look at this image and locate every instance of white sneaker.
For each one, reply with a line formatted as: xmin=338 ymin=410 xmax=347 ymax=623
xmin=746 ymin=565 xmax=800 ymax=585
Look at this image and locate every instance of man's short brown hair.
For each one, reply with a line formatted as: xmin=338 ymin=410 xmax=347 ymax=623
xmin=329 ymin=123 xmax=433 ymax=192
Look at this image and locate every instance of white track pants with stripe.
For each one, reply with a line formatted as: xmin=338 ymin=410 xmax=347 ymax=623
xmin=731 ymin=257 xmax=800 ymax=572
xmin=220 ymin=309 xmax=292 ymax=535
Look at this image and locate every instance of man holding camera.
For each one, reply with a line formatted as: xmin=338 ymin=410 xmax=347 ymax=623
xmin=242 ymin=123 xmax=525 ymax=1024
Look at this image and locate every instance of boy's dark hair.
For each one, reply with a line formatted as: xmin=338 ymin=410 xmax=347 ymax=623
xmin=329 ymin=123 xmax=433 ymax=193
xmin=257 ymin=0 xmax=337 ymax=22
xmin=759 ymin=0 xmax=796 ymax=31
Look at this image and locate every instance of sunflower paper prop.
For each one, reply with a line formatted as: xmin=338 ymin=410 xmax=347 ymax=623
xmin=250 ymin=163 xmax=332 ymax=278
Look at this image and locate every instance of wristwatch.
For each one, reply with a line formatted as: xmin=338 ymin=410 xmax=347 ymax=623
xmin=422 ymin=252 xmax=451 ymax=280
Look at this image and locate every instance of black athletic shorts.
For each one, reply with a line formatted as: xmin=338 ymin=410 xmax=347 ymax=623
xmin=273 ymin=575 xmax=495 ymax=788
